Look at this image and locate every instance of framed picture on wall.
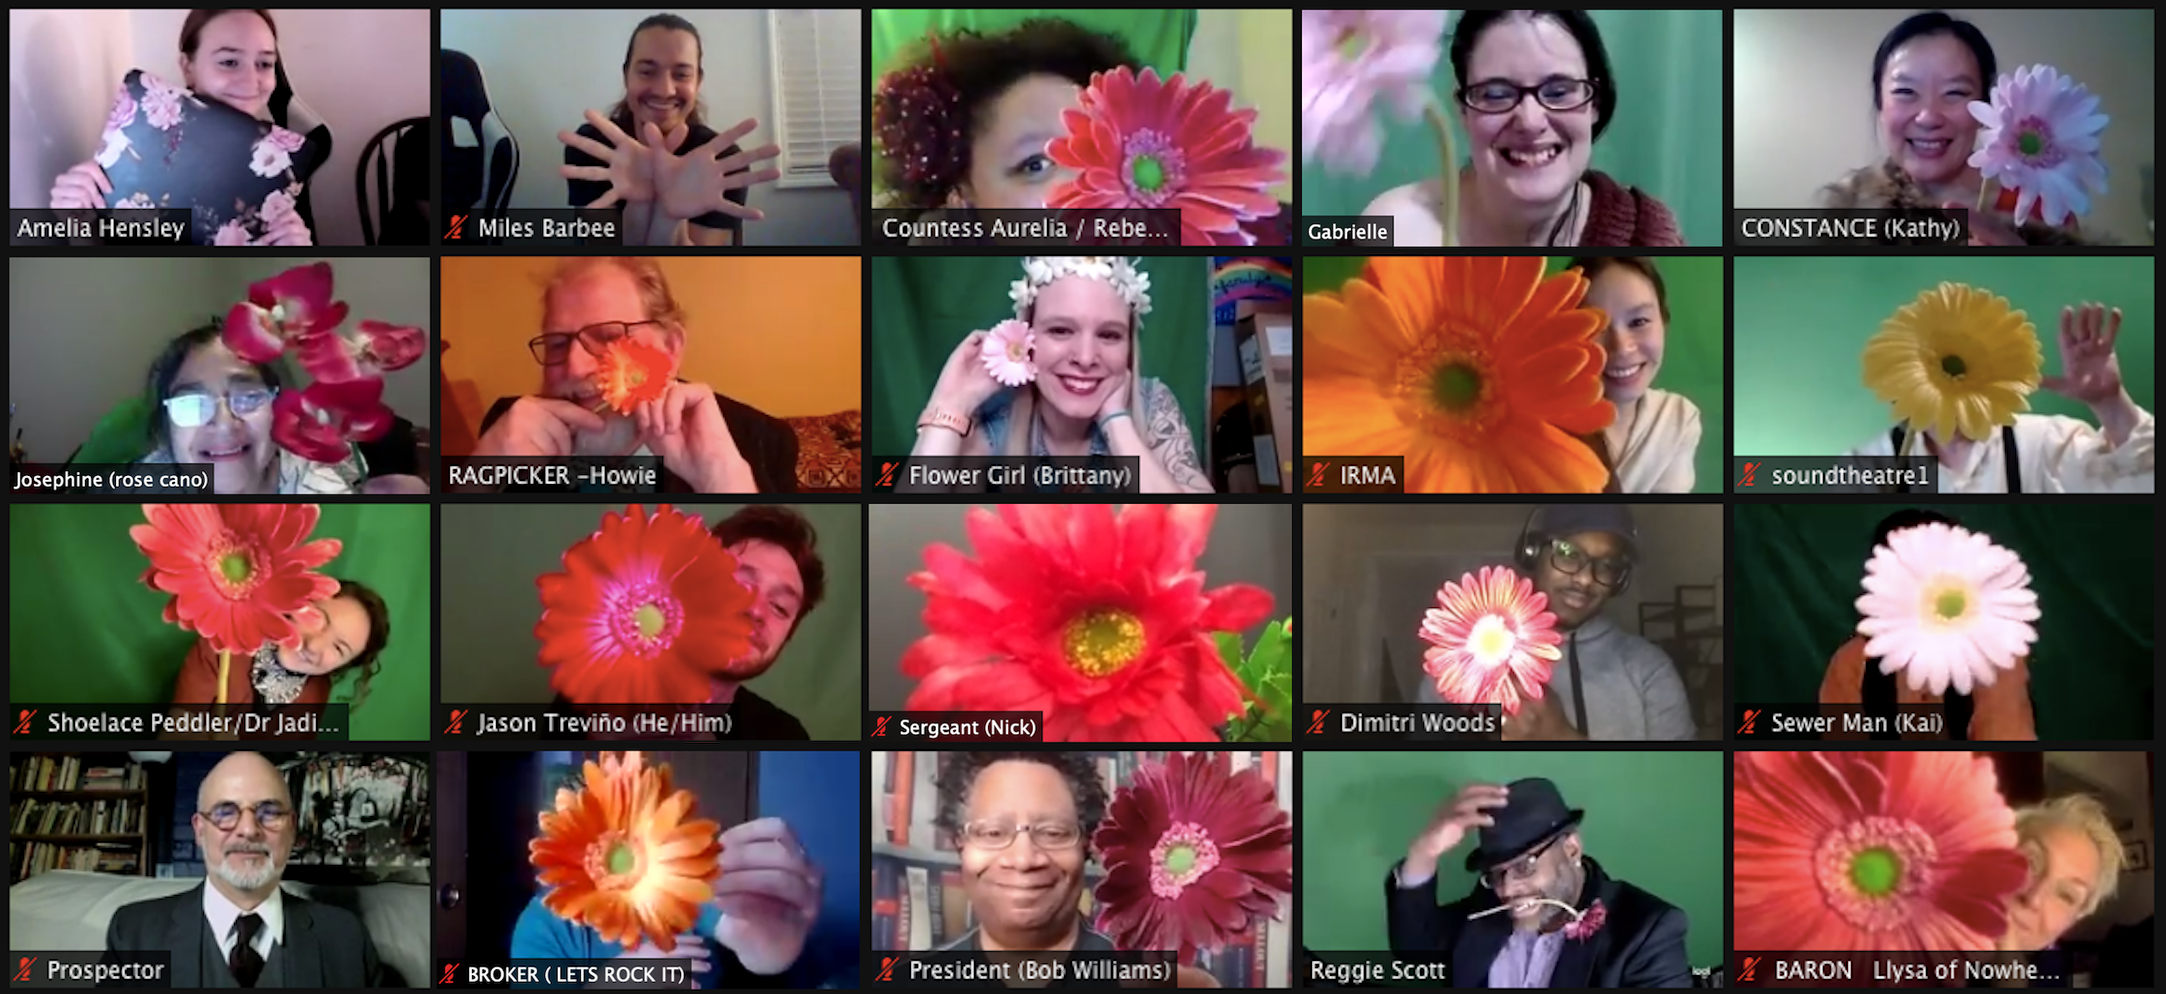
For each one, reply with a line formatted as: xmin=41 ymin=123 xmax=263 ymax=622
xmin=2124 ymin=840 xmax=2148 ymax=872
xmin=276 ymin=753 xmax=431 ymax=883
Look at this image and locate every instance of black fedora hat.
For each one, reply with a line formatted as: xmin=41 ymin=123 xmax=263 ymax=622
xmin=1465 ymin=778 xmax=1585 ymax=873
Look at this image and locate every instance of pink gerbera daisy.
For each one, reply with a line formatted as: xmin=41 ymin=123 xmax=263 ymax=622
xmin=1967 ymin=64 xmax=2109 ymax=228
xmin=1733 ymin=751 xmax=2030 ymax=951
xmin=1419 ymin=565 xmax=1564 ymax=715
xmin=1047 ymin=67 xmax=1288 ymax=246
xmin=979 ymin=319 xmax=1036 ymax=387
xmin=1302 ymin=10 xmax=1450 ymax=176
xmin=1856 ymin=522 xmax=2040 ymax=696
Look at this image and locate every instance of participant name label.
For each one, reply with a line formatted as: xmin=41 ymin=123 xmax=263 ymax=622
xmin=1304 ymin=705 xmax=1500 ymax=741
xmin=1733 ymin=704 xmax=1947 ymax=740
xmin=12 ymin=705 xmax=348 ymax=740
xmin=439 ymin=705 xmax=738 ymax=740
xmin=867 ymin=711 xmax=1043 ymax=743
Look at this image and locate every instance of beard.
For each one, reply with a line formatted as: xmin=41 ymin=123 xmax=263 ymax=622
xmin=711 ymin=635 xmax=782 ymax=682
xmin=210 ymin=847 xmax=283 ymax=891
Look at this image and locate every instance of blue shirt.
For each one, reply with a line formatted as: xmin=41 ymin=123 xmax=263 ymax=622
xmin=510 ymin=895 xmax=726 ymax=988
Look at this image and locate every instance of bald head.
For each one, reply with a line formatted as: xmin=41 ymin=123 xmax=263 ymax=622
xmin=198 ymin=751 xmax=290 ymax=812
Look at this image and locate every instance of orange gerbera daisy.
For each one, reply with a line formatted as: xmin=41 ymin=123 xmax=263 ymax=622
xmin=531 ymin=752 xmax=723 ymax=952
xmin=1302 ymin=257 xmax=1614 ymax=492
xmin=597 ymin=338 xmax=673 ymax=415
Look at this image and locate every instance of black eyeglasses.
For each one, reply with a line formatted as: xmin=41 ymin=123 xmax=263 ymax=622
xmin=528 ymin=321 xmax=669 ymax=366
xmin=1481 ymin=832 xmax=1567 ymax=890
xmin=1459 ymin=77 xmax=1600 ymax=115
xmin=960 ymin=819 xmax=1084 ymax=851
xmin=1547 ymin=539 xmax=1629 ymax=589
xmin=199 ymin=801 xmax=291 ymax=831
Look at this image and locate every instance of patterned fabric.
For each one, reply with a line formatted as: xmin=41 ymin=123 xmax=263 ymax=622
xmin=98 ymin=69 xmax=308 ymax=245
xmin=785 ymin=409 xmax=862 ymax=490
xmin=249 ymin=645 xmax=309 ymax=706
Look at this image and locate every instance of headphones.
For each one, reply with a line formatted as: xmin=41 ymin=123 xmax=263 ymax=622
xmin=1514 ymin=506 xmax=1632 ymax=594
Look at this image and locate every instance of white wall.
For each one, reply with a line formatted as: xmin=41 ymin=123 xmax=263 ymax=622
xmin=439 ymin=9 xmax=856 ymax=246
xmin=7 ymin=257 xmax=434 ymax=463
xmin=1735 ymin=9 xmax=2155 ymax=241
xmin=9 ymin=9 xmax=431 ymax=246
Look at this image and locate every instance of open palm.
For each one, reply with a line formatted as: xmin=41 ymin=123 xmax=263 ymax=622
xmin=647 ymin=117 xmax=783 ymax=222
xmin=2039 ymin=303 xmax=2125 ymax=405
xmin=558 ymin=109 xmax=656 ymax=209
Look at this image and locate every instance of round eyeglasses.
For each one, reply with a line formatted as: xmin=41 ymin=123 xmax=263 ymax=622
xmin=199 ymin=801 xmax=291 ymax=831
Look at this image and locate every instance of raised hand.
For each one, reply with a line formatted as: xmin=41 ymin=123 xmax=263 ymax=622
xmin=2038 ymin=303 xmax=2125 ymax=406
xmin=1406 ymin=783 xmax=1511 ymax=872
xmin=558 ymin=109 xmax=658 ymax=209
xmin=648 ymin=117 xmax=782 ymax=222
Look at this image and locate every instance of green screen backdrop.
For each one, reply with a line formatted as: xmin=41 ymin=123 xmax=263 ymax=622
xmin=1302 ymin=256 xmax=1727 ymax=492
xmin=870 ymin=9 xmax=1197 ymax=199
xmin=1732 ymin=503 xmax=2154 ymax=739
xmin=1302 ymin=750 xmax=1724 ymax=968
xmin=1734 ymin=256 xmax=2156 ymax=456
xmin=434 ymin=503 xmax=863 ymax=740
xmin=8 ymin=504 xmax=433 ymax=740
xmin=865 ymin=256 xmax=1210 ymax=459
xmin=1299 ymin=10 xmax=1725 ymax=248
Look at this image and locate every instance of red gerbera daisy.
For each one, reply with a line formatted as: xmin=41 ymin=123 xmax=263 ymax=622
xmin=1048 ymin=67 xmax=1288 ymax=246
xmin=530 ymin=752 xmax=722 ymax=952
xmin=131 ymin=503 xmax=344 ymax=655
xmin=1419 ymin=566 xmax=1563 ymax=716
xmin=1092 ymin=751 xmax=1291 ymax=959
xmin=597 ymin=338 xmax=674 ymax=415
xmin=222 ymin=262 xmax=350 ymax=364
xmin=901 ymin=504 xmax=1274 ymax=741
xmin=537 ymin=505 xmax=759 ymax=704
xmin=1733 ymin=751 xmax=2030 ymax=951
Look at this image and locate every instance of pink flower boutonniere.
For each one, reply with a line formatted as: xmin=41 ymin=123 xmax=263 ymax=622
xmin=1562 ymin=900 xmax=1607 ymax=941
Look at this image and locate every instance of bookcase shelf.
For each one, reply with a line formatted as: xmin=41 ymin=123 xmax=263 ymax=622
xmin=10 ymin=753 xmax=154 ymax=884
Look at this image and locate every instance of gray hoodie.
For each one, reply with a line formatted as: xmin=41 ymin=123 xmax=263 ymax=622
xmin=1421 ymin=615 xmax=1697 ymax=740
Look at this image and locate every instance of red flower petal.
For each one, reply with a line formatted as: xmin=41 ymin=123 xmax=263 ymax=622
xmin=356 ymin=320 xmax=426 ymax=372
xmin=131 ymin=504 xmax=343 ymax=655
xmin=223 ymin=303 xmax=287 ymax=363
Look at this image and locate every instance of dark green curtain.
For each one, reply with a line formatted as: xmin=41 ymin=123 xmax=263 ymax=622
xmin=7 ymin=504 xmax=434 ymax=740
xmin=1732 ymin=504 xmax=2154 ymax=739
xmin=865 ymin=256 xmax=1210 ymax=458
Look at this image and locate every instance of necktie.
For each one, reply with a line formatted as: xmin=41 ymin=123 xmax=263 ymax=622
xmin=230 ymin=913 xmax=265 ymax=987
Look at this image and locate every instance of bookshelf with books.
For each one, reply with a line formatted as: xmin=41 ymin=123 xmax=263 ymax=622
xmin=9 ymin=753 xmax=152 ymax=884
xmin=871 ymin=750 xmax=1291 ymax=987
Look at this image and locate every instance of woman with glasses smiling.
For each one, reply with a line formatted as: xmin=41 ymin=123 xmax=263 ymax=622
xmin=132 ymin=323 xmax=426 ymax=494
xmin=1361 ymin=11 xmax=1683 ymax=247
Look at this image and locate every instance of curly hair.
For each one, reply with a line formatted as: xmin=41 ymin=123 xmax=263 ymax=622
xmin=933 ymin=752 xmax=1109 ymax=841
xmin=328 ymin=578 xmax=392 ymax=710
xmin=874 ymin=18 xmax=1137 ymax=209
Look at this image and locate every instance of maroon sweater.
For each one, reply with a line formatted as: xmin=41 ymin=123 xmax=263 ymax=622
xmin=1583 ymin=170 xmax=1684 ymax=247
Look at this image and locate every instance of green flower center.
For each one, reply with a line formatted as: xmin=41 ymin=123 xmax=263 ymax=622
xmin=1850 ymin=847 xmax=1901 ymax=897
xmin=1163 ymin=844 xmax=1197 ymax=876
xmin=1934 ymin=589 xmax=1967 ymax=621
xmin=605 ymin=840 xmax=637 ymax=876
xmin=634 ymin=604 xmax=666 ymax=640
xmin=1062 ymin=608 xmax=1146 ymax=678
xmin=1432 ymin=363 xmax=1484 ymax=412
xmin=1336 ymin=29 xmax=1366 ymax=62
xmin=218 ymin=553 xmax=253 ymax=585
xmin=2017 ymin=131 xmax=2044 ymax=157
xmin=1131 ymin=155 xmax=1166 ymax=194
xmin=1939 ymin=353 xmax=1967 ymax=378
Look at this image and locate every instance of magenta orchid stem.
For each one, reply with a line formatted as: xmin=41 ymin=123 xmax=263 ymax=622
xmin=1424 ymin=98 xmax=1460 ymax=247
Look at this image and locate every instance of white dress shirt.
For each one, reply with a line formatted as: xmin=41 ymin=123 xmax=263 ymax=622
xmin=203 ymin=882 xmax=284 ymax=963
xmin=1847 ymin=411 xmax=2155 ymax=493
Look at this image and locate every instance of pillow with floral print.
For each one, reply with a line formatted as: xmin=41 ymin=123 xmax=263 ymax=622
xmin=98 ymin=68 xmax=305 ymax=246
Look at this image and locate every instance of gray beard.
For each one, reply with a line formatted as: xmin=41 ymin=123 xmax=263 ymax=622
xmin=211 ymin=853 xmax=282 ymax=891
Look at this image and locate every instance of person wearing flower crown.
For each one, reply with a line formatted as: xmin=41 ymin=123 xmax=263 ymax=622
xmin=904 ymin=256 xmax=1213 ymax=493
xmin=1816 ymin=12 xmax=2108 ymax=246
xmin=557 ymin=14 xmax=784 ymax=247
xmin=1356 ymin=11 xmax=1683 ymax=248
xmin=50 ymin=9 xmax=323 ymax=246
xmin=469 ymin=257 xmax=801 ymax=493
xmin=1817 ymin=509 xmax=2038 ymax=741
xmin=1846 ymin=295 xmax=2153 ymax=493
xmin=1420 ymin=506 xmax=1696 ymax=741
xmin=1389 ymin=779 xmax=1692 ymax=988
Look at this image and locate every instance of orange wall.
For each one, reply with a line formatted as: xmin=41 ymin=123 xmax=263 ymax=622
xmin=439 ymin=257 xmax=863 ymax=433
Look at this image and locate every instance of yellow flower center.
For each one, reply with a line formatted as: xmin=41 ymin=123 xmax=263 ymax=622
xmin=1062 ymin=608 xmax=1146 ymax=677
xmin=634 ymin=603 xmax=666 ymax=640
xmin=1940 ymin=353 xmax=1967 ymax=379
xmin=1469 ymin=616 xmax=1514 ymax=662
xmin=1922 ymin=578 xmax=1971 ymax=625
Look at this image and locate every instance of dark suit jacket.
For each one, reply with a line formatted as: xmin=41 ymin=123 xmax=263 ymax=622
xmin=477 ymin=386 xmax=799 ymax=493
xmin=1384 ymin=856 xmax=1691 ymax=988
xmin=100 ymin=883 xmax=385 ymax=987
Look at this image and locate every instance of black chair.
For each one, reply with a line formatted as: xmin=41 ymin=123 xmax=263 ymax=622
xmin=357 ymin=116 xmax=429 ymax=245
xmin=269 ymin=61 xmax=330 ymax=237
xmin=440 ymin=49 xmax=518 ymax=216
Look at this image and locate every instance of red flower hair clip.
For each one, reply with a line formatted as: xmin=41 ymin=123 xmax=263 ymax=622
xmin=1562 ymin=899 xmax=1607 ymax=941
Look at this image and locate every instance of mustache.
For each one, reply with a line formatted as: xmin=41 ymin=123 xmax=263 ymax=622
xmin=225 ymin=842 xmax=273 ymax=855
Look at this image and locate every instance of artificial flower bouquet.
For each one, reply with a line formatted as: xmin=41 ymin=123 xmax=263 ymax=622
xmin=900 ymin=504 xmax=1291 ymax=741
xmin=222 ymin=262 xmax=426 ymax=463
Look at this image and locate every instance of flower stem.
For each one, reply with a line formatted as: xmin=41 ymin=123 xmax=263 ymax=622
xmin=217 ymin=649 xmax=230 ymax=707
xmin=1425 ymin=99 xmax=1459 ymax=247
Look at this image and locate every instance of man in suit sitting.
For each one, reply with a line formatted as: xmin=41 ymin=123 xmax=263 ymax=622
xmin=102 ymin=752 xmax=385 ymax=987
xmin=469 ymin=256 xmax=797 ymax=492
xmin=1385 ymin=778 xmax=1690 ymax=988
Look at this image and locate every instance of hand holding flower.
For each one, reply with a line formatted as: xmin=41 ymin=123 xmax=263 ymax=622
xmin=709 ymin=818 xmax=822 ymax=976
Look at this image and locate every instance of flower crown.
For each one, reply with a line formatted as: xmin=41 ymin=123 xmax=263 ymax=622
xmin=1009 ymin=257 xmax=1153 ymax=325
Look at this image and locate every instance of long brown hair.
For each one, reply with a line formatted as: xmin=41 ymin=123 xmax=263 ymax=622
xmin=607 ymin=14 xmax=708 ymax=133
xmin=328 ymin=578 xmax=392 ymax=710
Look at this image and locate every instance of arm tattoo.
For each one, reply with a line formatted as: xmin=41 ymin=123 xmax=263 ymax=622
xmin=1145 ymin=381 xmax=1213 ymax=492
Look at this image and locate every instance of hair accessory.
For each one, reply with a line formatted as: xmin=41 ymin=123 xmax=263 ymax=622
xmin=1010 ymin=257 xmax=1153 ymax=325
xmin=873 ymin=34 xmax=967 ymax=196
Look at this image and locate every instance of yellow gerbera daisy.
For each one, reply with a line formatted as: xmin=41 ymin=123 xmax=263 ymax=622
xmin=1302 ymin=256 xmax=1615 ymax=492
xmin=1862 ymin=283 xmax=2042 ymax=442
